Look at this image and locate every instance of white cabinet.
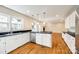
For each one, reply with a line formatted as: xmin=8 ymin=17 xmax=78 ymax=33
xmin=5 ymin=32 xmax=30 ymax=53
xmin=65 ymin=17 xmax=70 ymax=28
xmin=0 ymin=38 xmax=5 ymax=54
xmin=16 ymin=32 xmax=30 ymax=46
xmin=6 ymin=36 xmax=17 ymax=53
xmin=0 ymin=32 xmax=30 ymax=54
xmin=36 ymin=34 xmax=42 ymax=45
xmin=65 ymin=11 xmax=76 ymax=29
xmin=42 ymin=34 xmax=52 ymax=47
xmin=36 ymin=33 xmax=52 ymax=47
xmin=62 ymin=33 xmax=75 ymax=54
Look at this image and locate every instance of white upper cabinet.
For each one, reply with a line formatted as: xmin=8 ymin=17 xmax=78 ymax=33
xmin=65 ymin=11 xmax=76 ymax=28
xmin=69 ymin=11 xmax=75 ymax=27
xmin=65 ymin=16 xmax=70 ymax=28
xmin=65 ymin=11 xmax=76 ymax=32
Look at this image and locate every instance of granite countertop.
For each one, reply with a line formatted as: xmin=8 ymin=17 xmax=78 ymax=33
xmin=63 ymin=31 xmax=75 ymax=37
xmin=0 ymin=30 xmax=31 ymax=37
xmin=31 ymin=31 xmax=52 ymax=34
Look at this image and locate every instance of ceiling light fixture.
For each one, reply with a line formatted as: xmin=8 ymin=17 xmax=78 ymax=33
xmin=56 ymin=15 xmax=59 ymax=17
xmin=27 ymin=10 xmax=30 ymax=13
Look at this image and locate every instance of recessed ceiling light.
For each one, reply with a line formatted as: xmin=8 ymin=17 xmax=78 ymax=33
xmin=56 ymin=15 xmax=59 ymax=17
xmin=27 ymin=10 xmax=30 ymax=13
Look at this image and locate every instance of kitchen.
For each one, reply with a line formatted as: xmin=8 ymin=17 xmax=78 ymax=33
xmin=0 ymin=5 xmax=77 ymax=54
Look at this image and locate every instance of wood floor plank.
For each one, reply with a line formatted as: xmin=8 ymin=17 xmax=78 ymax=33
xmin=9 ymin=33 xmax=71 ymax=54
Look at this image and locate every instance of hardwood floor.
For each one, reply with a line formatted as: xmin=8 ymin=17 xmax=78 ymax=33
xmin=9 ymin=33 xmax=71 ymax=54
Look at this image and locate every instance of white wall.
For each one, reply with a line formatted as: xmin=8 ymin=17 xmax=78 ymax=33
xmin=45 ymin=22 xmax=66 ymax=33
xmin=0 ymin=5 xmax=33 ymax=30
xmin=32 ymin=19 xmax=66 ymax=33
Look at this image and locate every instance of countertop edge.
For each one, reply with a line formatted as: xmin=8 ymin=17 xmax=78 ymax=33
xmin=31 ymin=31 xmax=52 ymax=34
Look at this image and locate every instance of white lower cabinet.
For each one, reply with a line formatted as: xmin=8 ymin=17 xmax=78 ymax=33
xmin=62 ymin=33 xmax=75 ymax=54
xmin=6 ymin=32 xmax=30 ymax=53
xmin=0 ymin=32 xmax=52 ymax=54
xmin=0 ymin=38 xmax=5 ymax=54
xmin=36 ymin=33 xmax=52 ymax=47
xmin=6 ymin=36 xmax=17 ymax=53
xmin=36 ymin=34 xmax=42 ymax=45
xmin=0 ymin=32 xmax=30 ymax=54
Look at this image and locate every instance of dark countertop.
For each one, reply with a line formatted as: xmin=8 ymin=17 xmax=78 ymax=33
xmin=63 ymin=31 xmax=75 ymax=37
xmin=0 ymin=30 xmax=52 ymax=38
xmin=0 ymin=30 xmax=31 ymax=38
xmin=31 ymin=31 xmax=52 ymax=34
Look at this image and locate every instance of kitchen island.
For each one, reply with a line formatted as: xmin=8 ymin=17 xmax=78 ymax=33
xmin=31 ymin=31 xmax=52 ymax=47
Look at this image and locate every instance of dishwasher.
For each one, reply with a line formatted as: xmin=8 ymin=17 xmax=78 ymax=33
xmin=31 ymin=32 xmax=36 ymax=43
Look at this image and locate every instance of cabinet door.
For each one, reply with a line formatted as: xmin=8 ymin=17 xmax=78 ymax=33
xmin=42 ymin=34 xmax=52 ymax=47
xmin=67 ymin=34 xmax=75 ymax=54
xmin=6 ymin=36 xmax=17 ymax=53
xmin=23 ymin=32 xmax=30 ymax=43
xmin=0 ymin=39 xmax=5 ymax=54
xmin=36 ymin=33 xmax=52 ymax=47
xmin=65 ymin=17 xmax=70 ymax=28
xmin=6 ymin=33 xmax=30 ymax=53
xmin=65 ymin=11 xmax=75 ymax=29
xmin=64 ymin=33 xmax=75 ymax=54
xmin=69 ymin=12 xmax=75 ymax=27
xmin=17 ymin=32 xmax=30 ymax=46
xmin=36 ymin=33 xmax=42 ymax=45
xmin=14 ymin=35 xmax=22 ymax=48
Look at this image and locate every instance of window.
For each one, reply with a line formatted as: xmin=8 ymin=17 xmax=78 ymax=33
xmin=0 ymin=13 xmax=23 ymax=32
xmin=11 ymin=17 xmax=22 ymax=31
xmin=0 ymin=14 xmax=10 ymax=32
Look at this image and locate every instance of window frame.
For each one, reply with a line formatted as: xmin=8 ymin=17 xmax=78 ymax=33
xmin=0 ymin=13 xmax=10 ymax=32
xmin=0 ymin=12 xmax=23 ymax=32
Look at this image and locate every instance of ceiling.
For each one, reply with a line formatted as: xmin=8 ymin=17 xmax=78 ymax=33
xmin=4 ymin=5 xmax=75 ymax=23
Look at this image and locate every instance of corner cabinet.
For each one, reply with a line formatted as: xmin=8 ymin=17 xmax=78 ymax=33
xmin=36 ymin=33 xmax=52 ymax=47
